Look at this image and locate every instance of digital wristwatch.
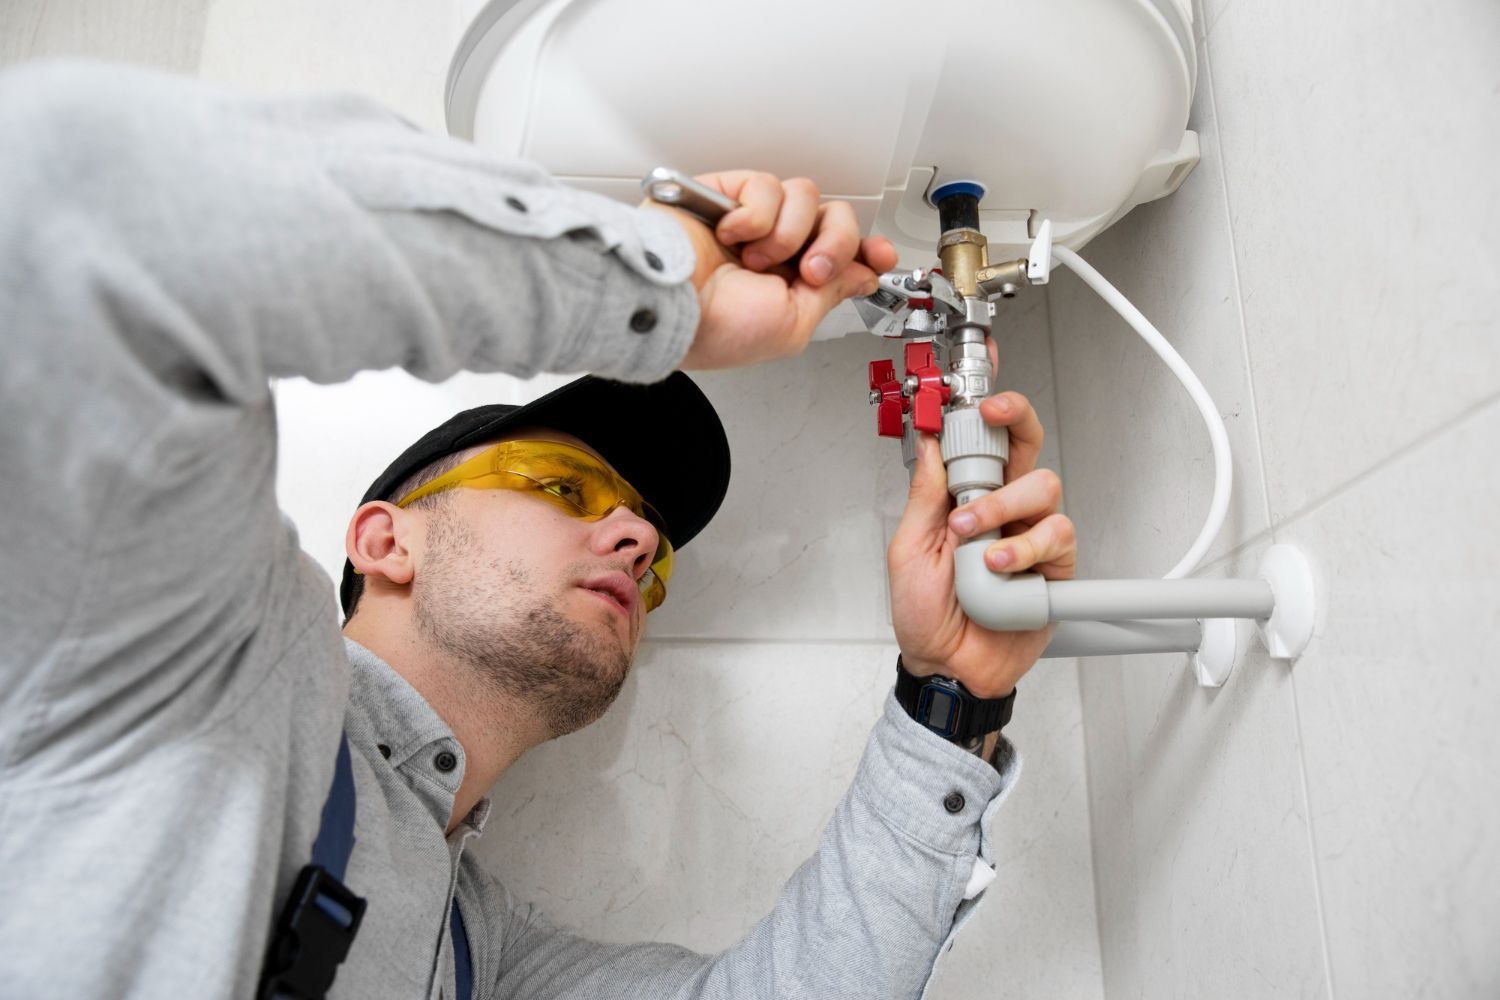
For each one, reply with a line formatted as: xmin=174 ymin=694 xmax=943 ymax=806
xmin=894 ymin=656 xmax=1016 ymax=752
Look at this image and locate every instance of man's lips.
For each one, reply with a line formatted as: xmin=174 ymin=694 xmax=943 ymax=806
xmin=579 ymin=572 xmax=638 ymax=620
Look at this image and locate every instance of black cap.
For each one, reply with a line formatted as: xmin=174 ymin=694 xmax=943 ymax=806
xmin=339 ymin=372 xmax=730 ymax=616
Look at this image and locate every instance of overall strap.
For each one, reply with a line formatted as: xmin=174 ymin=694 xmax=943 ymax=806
xmin=311 ymin=734 xmax=358 ymax=878
xmin=451 ymin=900 xmax=473 ymax=1000
xmin=258 ymin=734 xmax=368 ymax=1000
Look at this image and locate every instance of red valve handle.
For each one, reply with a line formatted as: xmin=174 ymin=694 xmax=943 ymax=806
xmin=868 ymin=359 xmax=908 ymax=438
xmin=904 ymin=342 xmax=950 ymax=434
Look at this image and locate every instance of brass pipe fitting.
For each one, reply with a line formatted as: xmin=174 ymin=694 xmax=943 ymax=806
xmin=976 ymin=258 xmax=1029 ymax=299
xmin=937 ymin=228 xmax=989 ymax=299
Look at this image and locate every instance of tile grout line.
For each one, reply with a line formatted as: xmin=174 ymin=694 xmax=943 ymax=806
xmin=1268 ymin=386 xmax=1500 ymax=538
xmin=1287 ymin=659 xmax=1336 ymax=1000
xmin=1041 ymin=287 xmax=1072 ymax=495
xmin=1037 ymin=284 xmax=1110 ymax=997
xmin=1201 ymin=16 xmax=1336 ymax=999
xmin=1076 ymin=665 xmax=1113 ymax=1000
xmin=650 ymin=384 xmax=1500 ymax=652
xmin=1201 ymin=6 xmax=1277 ymax=561
xmin=1192 ymin=524 xmax=1275 ymax=576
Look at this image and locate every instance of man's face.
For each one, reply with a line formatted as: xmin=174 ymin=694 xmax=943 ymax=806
xmin=407 ymin=427 xmax=661 ymax=737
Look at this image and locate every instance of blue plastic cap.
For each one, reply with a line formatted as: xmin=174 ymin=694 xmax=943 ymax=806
xmin=929 ymin=180 xmax=987 ymax=206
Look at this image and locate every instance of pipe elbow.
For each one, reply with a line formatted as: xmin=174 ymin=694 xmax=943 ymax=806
xmin=954 ymin=540 xmax=1051 ymax=631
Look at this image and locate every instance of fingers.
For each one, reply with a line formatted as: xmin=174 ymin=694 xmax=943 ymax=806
xmin=710 ymin=170 xmax=784 ymax=246
xmin=948 ymin=467 xmax=1061 ymax=541
xmin=889 ymin=435 xmax=952 ymax=555
xmin=945 ymin=466 xmax=1076 ymax=578
xmin=982 ymin=512 xmax=1077 ymax=578
xmin=796 ymin=200 xmax=862 ymax=286
xmin=860 ymin=235 xmax=900 ymax=274
xmin=979 ymin=392 xmax=1044 ymax=481
xmin=784 ymin=259 xmax=879 ymax=341
xmin=701 ymin=171 xmax=878 ymax=290
xmin=741 ymin=177 xmax=819 ymax=272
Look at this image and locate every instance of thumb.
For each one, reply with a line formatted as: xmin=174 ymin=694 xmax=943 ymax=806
xmin=891 ymin=434 xmax=952 ymax=550
xmin=786 ymin=263 xmax=880 ymax=340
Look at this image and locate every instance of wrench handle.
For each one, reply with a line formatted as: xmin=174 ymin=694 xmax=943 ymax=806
xmin=641 ymin=167 xmax=739 ymax=229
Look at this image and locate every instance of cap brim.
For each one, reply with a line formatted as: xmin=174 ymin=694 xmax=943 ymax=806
xmin=339 ymin=372 xmax=729 ymax=616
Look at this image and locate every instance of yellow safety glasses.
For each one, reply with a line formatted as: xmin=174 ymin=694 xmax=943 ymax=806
xmin=396 ymin=440 xmax=674 ymax=612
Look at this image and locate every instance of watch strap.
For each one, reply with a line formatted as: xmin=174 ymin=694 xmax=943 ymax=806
xmin=895 ymin=657 xmax=1016 ymax=742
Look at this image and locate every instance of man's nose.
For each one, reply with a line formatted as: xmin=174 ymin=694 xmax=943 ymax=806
xmin=594 ymin=505 xmax=659 ymax=580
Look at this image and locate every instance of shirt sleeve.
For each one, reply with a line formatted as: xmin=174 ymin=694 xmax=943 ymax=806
xmin=0 ymin=60 xmax=699 ymax=768
xmin=466 ymin=692 xmax=1021 ymax=1000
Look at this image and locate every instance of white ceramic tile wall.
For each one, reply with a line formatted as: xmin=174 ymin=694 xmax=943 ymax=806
xmin=0 ymin=4 xmax=1106 ymax=997
xmin=197 ymin=0 xmax=470 ymax=131
xmin=1277 ymin=398 xmax=1500 ymax=999
xmin=945 ymin=649 xmax=1103 ymax=1000
xmin=1205 ymin=0 xmax=1500 ymax=523
xmin=1078 ymin=546 xmax=1327 ymax=999
xmin=1 ymin=0 xmax=209 ymax=71
xmin=1049 ymin=0 xmax=1500 ymax=995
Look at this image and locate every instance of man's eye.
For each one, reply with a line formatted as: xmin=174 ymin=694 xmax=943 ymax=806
xmin=540 ymin=478 xmax=587 ymax=505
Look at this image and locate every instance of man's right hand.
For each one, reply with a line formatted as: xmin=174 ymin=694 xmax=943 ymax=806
xmin=652 ymin=171 xmax=899 ymax=371
xmin=887 ymin=392 xmax=1078 ymax=699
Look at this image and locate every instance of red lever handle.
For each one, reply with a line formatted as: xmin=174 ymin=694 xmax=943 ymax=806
xmin=904 ymin=342 xmax=950 ymax=435
xmin=868 ymin=359 xmax=908 ymax=438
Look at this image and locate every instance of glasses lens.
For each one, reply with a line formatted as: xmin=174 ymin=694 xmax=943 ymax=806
xmin=504 ymin=444 xmax=675 ymax=611
xmin=504 ymin=449 xmax=616 ymax=515
xmin=640 ymin=505 xmax=674 ymax=612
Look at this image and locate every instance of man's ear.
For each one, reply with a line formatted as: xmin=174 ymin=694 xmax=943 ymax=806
xmin=346 ymin=501 xmax=417 ymax=590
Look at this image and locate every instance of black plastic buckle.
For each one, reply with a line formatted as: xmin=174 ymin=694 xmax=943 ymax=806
xmin=258 ymin=864 xmax=367 ymax=1000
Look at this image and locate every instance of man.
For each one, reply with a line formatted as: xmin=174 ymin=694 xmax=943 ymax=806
xmin=0 ymin=61 xmax=1074 ymax=998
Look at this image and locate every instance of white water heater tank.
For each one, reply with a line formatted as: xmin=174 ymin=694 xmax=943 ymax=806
xmin=447 ymin=0 xmax=1198 ymax=267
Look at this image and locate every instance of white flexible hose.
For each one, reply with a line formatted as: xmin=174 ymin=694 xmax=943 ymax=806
xmin=1048 ymin=244 xmax=1231 ymax=579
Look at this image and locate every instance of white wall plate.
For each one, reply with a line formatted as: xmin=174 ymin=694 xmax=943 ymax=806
xmin=1257 ymin=544 xmax=1317 ymax=661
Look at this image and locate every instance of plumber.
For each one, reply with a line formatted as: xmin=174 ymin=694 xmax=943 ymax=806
xmin=0 ymin=61 xmax=1076 ymax=999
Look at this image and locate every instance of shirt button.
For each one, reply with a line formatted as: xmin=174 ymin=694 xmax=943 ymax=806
xmin=505 ymin=195 xmax=528 ymax=213
xmin=629 ymin=308 xmax=657 ymax=333
xmin=643 ymin=250 xmax=664 ymax=271
xmin=435 ymin=750 xmax=458 ymax=773
xmin=943 ymin=791 xmax=966 ymax=814
xmin=377 ymin=743 xmax=391 ymax=760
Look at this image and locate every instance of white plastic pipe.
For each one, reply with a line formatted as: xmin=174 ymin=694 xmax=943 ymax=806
xmin=1049 ymin=245 xmax=1232 ymax=579
xmin=1041 ymin=619 xmax=1202 ymax=659
xmin=1046 ymin=578 xmax=1273 ymax=621
xmin=952 ymin=544 xmax=1274 ymax=632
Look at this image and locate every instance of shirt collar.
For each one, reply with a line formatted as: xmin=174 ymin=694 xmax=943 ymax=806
xmin=343 ymin=637 xmax=471 ymax=827
xmin=343 ymin=638 xmax=454 ymax=761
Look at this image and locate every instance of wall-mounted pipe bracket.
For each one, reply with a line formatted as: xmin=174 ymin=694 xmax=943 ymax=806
xmin=1191 ymin=544 xmax=1316 ymax=686
xmin=1256 ymin=544 xmax=1316 ymax=660
xmin=1193 ymin=617 xmax=1250 ymax=687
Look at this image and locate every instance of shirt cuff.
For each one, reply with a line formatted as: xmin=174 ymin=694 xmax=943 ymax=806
xmin=553 ymin=205 xmax=699 ymax=382
xmin=850 ymin=690 xmax=1020 ymax=857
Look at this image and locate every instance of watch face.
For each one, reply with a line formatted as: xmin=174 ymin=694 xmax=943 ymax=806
xmin=917 ymin=685 xmax=960 ymax=738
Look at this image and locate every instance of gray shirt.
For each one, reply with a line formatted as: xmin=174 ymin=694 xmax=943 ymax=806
xmin=0 ymin=61 xmax=1017 ymax=999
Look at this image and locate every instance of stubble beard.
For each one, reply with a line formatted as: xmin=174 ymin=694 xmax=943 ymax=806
xmin=412 ymin=507 xmax=633 ymax=739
